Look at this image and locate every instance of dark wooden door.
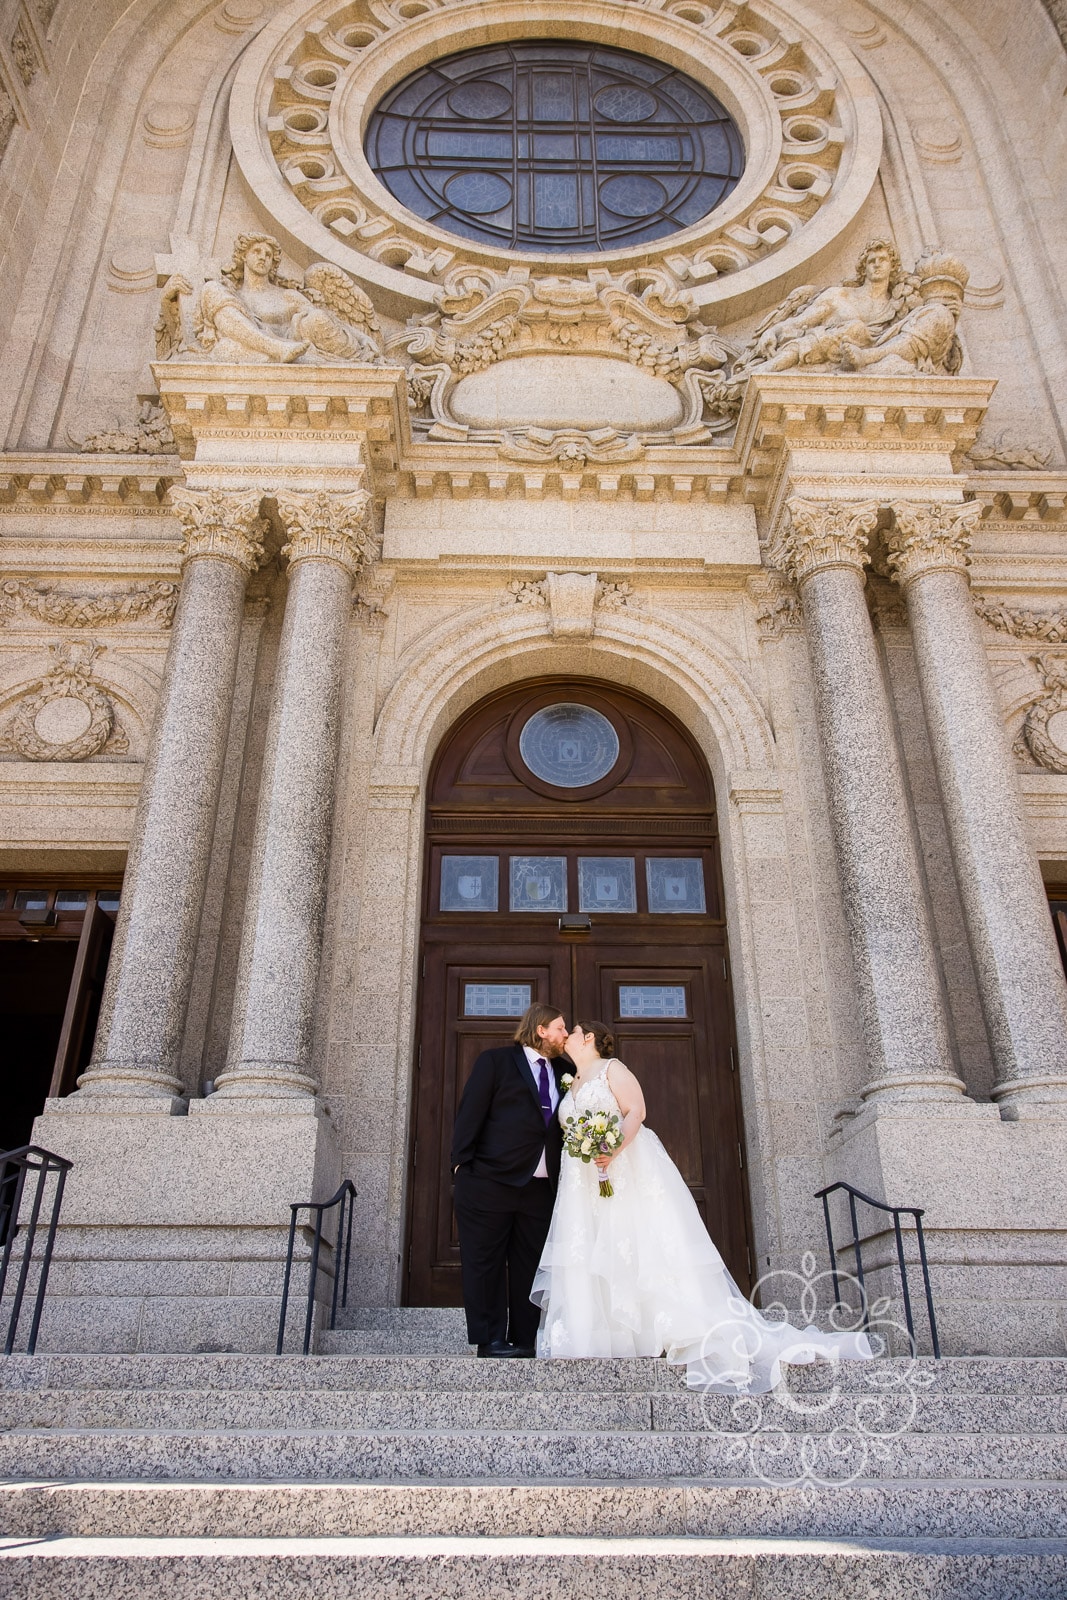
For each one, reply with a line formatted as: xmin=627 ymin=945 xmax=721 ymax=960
xmin=405 ymin=680 xmax=752 ymax=1305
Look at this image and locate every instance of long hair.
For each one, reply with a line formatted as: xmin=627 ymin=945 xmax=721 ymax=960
xmin=513 ymin=1002 xmax=565 ymax=1049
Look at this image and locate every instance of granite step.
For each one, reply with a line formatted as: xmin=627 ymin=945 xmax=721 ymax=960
xmin=2 ymin=1385 xmax=1064 ymax=1435
xmin=2 ymin=1532 xmax=1065 ymax=1599
xmin=4 ymin=1353 xmax=1067 ymax=1395
xmin=2 ymin=1477 xmax=1065 ymax=1541
xmin=0 ymin=1426 xmax=1064 ymax=1482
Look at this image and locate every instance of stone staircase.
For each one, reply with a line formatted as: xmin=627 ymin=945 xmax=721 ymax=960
xmin=0 ymin=1307 xmax=1065 ymax=1596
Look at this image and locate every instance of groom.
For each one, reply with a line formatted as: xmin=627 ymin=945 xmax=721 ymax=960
xmin=451 ymin=1002 xmax=569 ymax=1357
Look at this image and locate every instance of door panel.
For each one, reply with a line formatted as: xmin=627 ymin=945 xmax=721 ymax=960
xmin=405 ymin=679 xmax=753 ymax=1308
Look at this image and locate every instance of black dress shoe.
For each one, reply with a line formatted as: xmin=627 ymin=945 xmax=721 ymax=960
xmin=476 ymin=1340 xmax=523 ymax=1358
xmin=510 ymin=1345 xmax=536 ymax=1358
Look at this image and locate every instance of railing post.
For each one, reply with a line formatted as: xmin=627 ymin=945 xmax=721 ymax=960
xmin=276 ymin=1207 xmax=300 ymax=1357
xmin=815 ymin=1180 xmax=941 ymax=1358
xmin=276 ymin=1180 xmax=358 ymax=1356
xmin=892 ymin=1208 xmax=917 ymax=1354
xmin=914 ymin=1210 xmax=941 ymax=1359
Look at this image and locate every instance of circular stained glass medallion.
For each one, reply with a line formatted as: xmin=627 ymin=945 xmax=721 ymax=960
xmin=365 ymin=40 xmax=744 ymax=253
xmin=518 ymin=703 xmax=621 ymax=789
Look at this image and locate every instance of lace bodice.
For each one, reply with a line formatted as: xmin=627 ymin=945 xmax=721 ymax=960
xmin=559 ymin=1058 xmax=621 ymax=1121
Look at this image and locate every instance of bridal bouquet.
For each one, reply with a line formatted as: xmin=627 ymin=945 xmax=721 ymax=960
xmin=562 ymin=1110 xmax=622 ymax=1197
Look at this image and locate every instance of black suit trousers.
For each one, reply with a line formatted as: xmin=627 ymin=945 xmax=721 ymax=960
xmin=452 ymin=1167 xmax=554 ymax=1347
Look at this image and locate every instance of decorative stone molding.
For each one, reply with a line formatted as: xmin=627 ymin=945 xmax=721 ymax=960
xmin=0 ymin=641 xmax=128 ymax=762
xmin=157 ymin=233 xmax=385 ymax=366
xmin=79 ymin=403 xmax=177 ymax=456
xmin=0 ymin=74 xmax=16 ymax=165
xmin=1018 ymin=656 xmax=1067 ymax=775
xmin=390 ymin=273 xmax=735 ymax=443
xmin=967 ymin=430 xmax=1053 ymax=472
xmin=0 ymin=579 xmax=178 ymax=629
xmin=276 ymin=489 xmax=372 ymax=582
xmin=11 ymin=18 xmax=40 ymax=87
xmin=498 ymin=429 xmax=645 ymax=467
xmin=595 ymin=580 xmax=642 ymax=612
xmin=772 ymin=498 xmax=879 ymax=584
xmin=884 ymin=501 xmax=981 ymax=586
xmin=750 ymin=575 xmax=802 ymax=638
xmin=974 ymin=596 xmax=1067 ymax=645
xmin=546 ymin=572 xmax=598 ymax=639
xmin=228 ymin=0 xmax=880 ymax=319
xmin=168 ymin=488 xmax=268 ymax=574
xmin=866 ymin=579 xmax=909 ymax=632
xmin=503 ymin=579 xmax=547 ymax=609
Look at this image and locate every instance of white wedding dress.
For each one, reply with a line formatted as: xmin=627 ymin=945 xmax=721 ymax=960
xmin=531 ymin=1060 xmax=873 ymax=1392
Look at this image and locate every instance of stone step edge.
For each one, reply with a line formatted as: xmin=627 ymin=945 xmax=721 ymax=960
xmin=3 ymin=1475 xmax=1065 ymax=1494
xmin=3 ymin=1533 xmax=1067 ymax=1560
xmin=6 ymin=1426 xmax=1067 ymax=1443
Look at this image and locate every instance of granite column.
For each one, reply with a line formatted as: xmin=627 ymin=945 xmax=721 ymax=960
xmin=886 ymin=502 xmax=1067 ymax=1116
xmin=212 ymin=489 xmax=371 ymax=1105
xmin=777 ymin=498 xmax=963 ymax=1102
xmin=70 ymin=489 xmax=265 ymax=1107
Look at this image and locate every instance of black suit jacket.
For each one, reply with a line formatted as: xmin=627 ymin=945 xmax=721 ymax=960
xmin=451 ymin=1044 xmax=568 ymax=1188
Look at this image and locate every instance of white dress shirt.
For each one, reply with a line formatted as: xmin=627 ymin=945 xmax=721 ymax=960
xmin=523 ymin=1045 xmax=560 ymax=1178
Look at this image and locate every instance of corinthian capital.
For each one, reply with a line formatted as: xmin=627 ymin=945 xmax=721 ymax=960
xmin=276 ymin=490 xmax=372 ymax=584
xmin=774 ymin=498 xmax=880 ymax=585
xmin=885 ymin=501 xmax=981 ymax=587
xmin=168 ymin=488 xmax=267 ymax=574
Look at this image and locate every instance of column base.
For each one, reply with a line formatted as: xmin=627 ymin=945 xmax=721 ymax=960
xmin=828 ymin=1098 xmax=1067 ymax=1355
xmin=991 ymin=1076 xmax=1067 ymax=1121
xmin=25 ymin=1101 xmax=340 ymax=1354
xmin=858 ymin=1070 xmax=969 ymax=1104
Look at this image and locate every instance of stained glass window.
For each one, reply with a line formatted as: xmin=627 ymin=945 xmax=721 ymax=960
xmin=519 ymin=704 xmax=620 ymax=788
xmin=365 ymin=41 xmax=744 ymax=253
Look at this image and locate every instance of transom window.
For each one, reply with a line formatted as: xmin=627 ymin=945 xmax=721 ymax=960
xmin=365 ymin=40 xmax=744 ymax=253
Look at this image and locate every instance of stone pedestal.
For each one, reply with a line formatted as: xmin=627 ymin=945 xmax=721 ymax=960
xmin=829 ymin=1101 xmax=1067 ymax=1355
xmin=30 ymin=1102 xmax=339 ymax=1352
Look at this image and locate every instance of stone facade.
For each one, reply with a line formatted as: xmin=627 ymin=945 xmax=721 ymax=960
xmin=1 ymin=0 xmax=1066 ymax=1359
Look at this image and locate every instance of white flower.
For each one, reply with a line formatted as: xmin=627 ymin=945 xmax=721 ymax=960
xmin=580 ymin=1137 xmax=592 ymax=1155
xmin=561 ymin=1074 xmax=574 ymax=1089
xmin=606 ymin=1132 xmax=619 ymax=1147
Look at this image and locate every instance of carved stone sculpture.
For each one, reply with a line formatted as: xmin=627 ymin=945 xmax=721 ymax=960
xmin=80 ymin=402 xmax=177 ymax=455
xmin=0 ymin=579 xmax=178 ymax=629
xmin=1020 ymin=655 xmax=1067 ymax=774
xmin=742 ymin=240 xmax=911 ymax=376
xmin=0 ymin=641 xmax=128 ymax=762
xmin=158 ymin=234 xmax=384 ymax=365
xmin=705 ymin=242 xmax=969 ymax=420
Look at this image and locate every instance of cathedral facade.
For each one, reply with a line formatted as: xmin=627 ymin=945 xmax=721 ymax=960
xmin=1 ymin=0 xmax=1066 ymax=1358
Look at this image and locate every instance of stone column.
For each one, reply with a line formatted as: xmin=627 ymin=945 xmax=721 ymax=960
xmin=71 ymin=490 xmax=265 ymax=1107
xmin=776 ymin=498 xmax=963 ymax=1102
xmin=886 ymin=502 xmax=1067 ymax=1116
xmin=211 ymin=489 xmax=371 ymax=1106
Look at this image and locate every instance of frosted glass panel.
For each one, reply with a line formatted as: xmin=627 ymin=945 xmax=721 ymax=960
xmin=509 ymin=856 xmax=568 ymax=912
xmin=578 ymin=857 xmax=637 ymax=913
xmin=646 ymin=857 xmax=707 ymax=914
xmin=618 ymin=984 xmax=688 ymax=1018
xmin=464 ymin=983 xmax=532 ymax=1017
xmin=440 ymin=855 xmax=498 ymax=912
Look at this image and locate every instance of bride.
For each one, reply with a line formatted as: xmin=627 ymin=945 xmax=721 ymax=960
xmin=531 ymin=1020 xmax=874 ymax=1392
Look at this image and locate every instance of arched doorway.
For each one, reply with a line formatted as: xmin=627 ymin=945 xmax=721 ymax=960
xmin=404 ymin=677 xmax=753 ymax=1304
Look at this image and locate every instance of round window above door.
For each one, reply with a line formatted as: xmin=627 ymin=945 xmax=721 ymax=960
xmin=364 ymin=41 xmax=745 ymax=253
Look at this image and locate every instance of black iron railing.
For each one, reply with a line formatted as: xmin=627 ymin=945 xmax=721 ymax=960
xmin=815 ymin=1180 xmax=940 ymax=1358
xmin=0 ymin=1145 xmax=72 ymax=1356
xmin=276 ymin=1179 xmax=357 ymax=1356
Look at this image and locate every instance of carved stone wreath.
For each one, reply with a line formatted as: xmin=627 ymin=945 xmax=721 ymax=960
xmin=0 ymin=643 xmax=128 ymax=762
xmin=229 ymin=0 xmax=881 ymax=317
xmin=1020 ymin=656 xmax=1067 ymax=775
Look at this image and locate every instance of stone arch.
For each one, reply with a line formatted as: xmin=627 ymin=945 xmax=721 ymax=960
xmin=371 ymin=599 xmax=778 ymax=791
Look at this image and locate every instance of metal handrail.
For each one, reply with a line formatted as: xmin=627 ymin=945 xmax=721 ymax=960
xmin=814 ymin=1179 xmax=940 ymax=1358
xmin=0 ymin=1145 xmax=72 ymax=1355
xmin=276 ymin=1179 xmax=357 ymax=1356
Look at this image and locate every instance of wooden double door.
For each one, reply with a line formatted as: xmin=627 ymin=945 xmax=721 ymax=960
xmin=404 ymin=679 xmax=753 ymax=1304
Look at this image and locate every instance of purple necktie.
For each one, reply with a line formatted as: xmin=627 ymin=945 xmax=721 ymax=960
xmin=536 ymin=1057 xmax=553 ymax=1126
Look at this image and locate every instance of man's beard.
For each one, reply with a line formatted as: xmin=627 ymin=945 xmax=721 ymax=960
xmin=538 ymin=1039 xmax=565 ymax=1060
